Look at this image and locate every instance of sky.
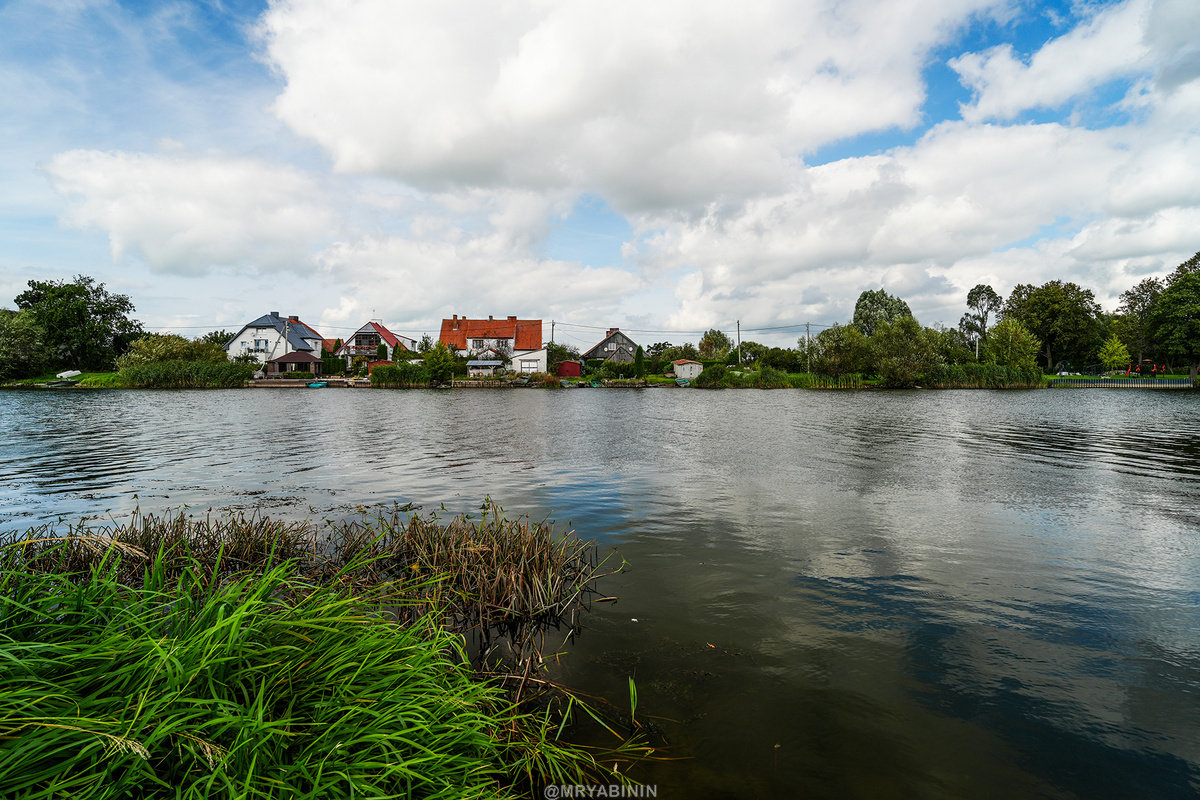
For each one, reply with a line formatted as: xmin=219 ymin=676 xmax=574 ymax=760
xmin=2 ymin=0 xmax=1198 ymax=350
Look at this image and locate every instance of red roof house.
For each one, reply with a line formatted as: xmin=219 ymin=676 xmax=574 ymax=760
xmin=439 ymin=315 xmax=542 ymax=354
xmin=335 ymin=321 xmax=418 ymax=362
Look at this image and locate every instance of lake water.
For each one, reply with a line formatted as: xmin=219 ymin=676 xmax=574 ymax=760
xmin=2 ymin=386 xmax=1198 ymax=798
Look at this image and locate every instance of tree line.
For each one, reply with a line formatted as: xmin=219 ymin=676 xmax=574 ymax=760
xmin=4 ymin=253 xmax=1198 ymax=385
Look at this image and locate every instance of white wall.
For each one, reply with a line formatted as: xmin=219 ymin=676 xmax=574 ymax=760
xmin=674 ymin=361 xmax=704 ymax=380
xmin=513 ymin=348 xmax=547 ymax=374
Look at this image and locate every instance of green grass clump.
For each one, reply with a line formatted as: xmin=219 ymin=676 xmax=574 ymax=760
xmin=0 ymin=549 xmax=507 ymax=798
xmin=0 ymin=509 xmax=649 ymax=797
xmin=118 ymin=360 xmax=254 ymax=388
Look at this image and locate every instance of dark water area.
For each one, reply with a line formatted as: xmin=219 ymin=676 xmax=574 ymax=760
xmin=2 ymin=387 xmax=1199 ymax=798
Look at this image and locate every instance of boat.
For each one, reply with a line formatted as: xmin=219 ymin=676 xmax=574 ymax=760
xmin=306 ymin=381 xmax=327 ymax=388
xmin=675 ymin=378 xmax=690 ymax=387
xmin=45 ymin=380 xmax=79 ymax=387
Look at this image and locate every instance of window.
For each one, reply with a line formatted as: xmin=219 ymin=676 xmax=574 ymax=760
xmin=607 ymin=342 xmax=616 ymax=351
xmin=521 ymin=360 xmax=538 ymax=373
xmin=254 ymin=339 xmax=269 ymax=351
xmin=241 ymin=341 xmax=249 ymax=349
xmin=473 ymin=339 xmax=485 ymax=350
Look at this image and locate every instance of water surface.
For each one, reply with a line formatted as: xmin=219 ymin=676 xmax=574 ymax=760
xmin=2 ymin=387 xmax=1197 ymax=798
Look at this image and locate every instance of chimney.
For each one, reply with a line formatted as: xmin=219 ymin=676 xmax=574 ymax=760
xmin=289 ymin=315 xmax=299 ymax=322
xmin=270 ymin=311 xmax=279 ymax=317
xmin=608 ymin=327 xmax=618 ymax=337
xmin=507 ymin=315 xmax=516 ymax=321
xmin=488 ymin=315 xmax=493 ymax=321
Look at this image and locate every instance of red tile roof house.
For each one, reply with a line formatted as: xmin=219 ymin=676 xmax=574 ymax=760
xmin=439 ymin=315 xmax=546 ymax=373
xmin=335 ymin=321 xmax=418 ymax=371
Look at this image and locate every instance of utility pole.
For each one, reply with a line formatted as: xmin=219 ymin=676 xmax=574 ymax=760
xmin=737 ymin=320 xmax=741 ymax=365
xmin=551 ymin=320 xmax=555 ymax=344
xmin=806 ymin=322 xmax=811 ymax=374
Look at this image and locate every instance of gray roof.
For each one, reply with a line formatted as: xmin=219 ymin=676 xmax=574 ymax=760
xmin=227 ymin=313 xmax=321 ymax=352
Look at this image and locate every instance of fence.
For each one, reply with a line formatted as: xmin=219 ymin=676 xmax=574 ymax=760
xmin=1049 ymin=377 xmax=1193 ymax=388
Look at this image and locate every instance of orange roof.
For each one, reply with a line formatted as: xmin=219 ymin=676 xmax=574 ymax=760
xmin=439 ymin=315 xmax=542 ymax=351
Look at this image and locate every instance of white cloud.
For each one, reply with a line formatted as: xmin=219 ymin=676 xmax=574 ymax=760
xmin=258 ymin=0 xmax=1003 ymax=212
xmin=45 ymin=150 xmax=338 ymax=275
xmin=950 ymin=0 xmax=1200 ymax=122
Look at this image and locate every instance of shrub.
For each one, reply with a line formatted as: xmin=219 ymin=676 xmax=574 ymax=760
xmin=371 ymin=361 xmax=430 ymax=387
xmin=694 ymin=363 xmax=727 ymax=388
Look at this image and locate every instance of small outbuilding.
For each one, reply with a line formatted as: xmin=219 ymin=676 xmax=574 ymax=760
xmin=265 ymin=351 xmax=322 ymax=376
xmin=556 ymin=360 xmax=583 ymax=377
xmin=673 ymin=359 xmax=704 ymax=381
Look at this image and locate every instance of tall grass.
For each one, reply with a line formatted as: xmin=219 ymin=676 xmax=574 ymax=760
xmin=0 ymin=507 xmax=648 ymax=797
xmin=922 ymin=363 xmax=1046 ymax=389
xmin=118 ymin=360 xmax=255 ymax=388
xmin=371 ymin=362 xmax=431 ymax=387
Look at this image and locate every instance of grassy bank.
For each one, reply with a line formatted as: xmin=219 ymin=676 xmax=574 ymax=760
xmin=0 ymin=507 xmax=646 ymax=798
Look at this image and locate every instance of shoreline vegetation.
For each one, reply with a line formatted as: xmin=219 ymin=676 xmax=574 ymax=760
xmin=0 ymin=505 xmax=653 ymax=798
xmin=8 ymin=366 xmax=1197 ymax=390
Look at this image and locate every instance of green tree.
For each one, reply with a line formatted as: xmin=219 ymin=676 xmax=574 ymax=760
xmin=927 ymin=323 xmax=975 ymax=365
xmin=661 ymin=343 xmax=701 ymax=363
xmin=960 ymin=284 xmax=1002 ymax=357
xmin=547 ymin=341 xmax=580 ymax=373
xmin=14 ymin=275 xmax=143 ymax=370
xmin=646 ymin=342 xmax=672 ymax=359
xmin=871 ymin=316 xmax=942 ymax=388
xmin=634 ymin=345 xmax=645 ymax=377
xmin=0 ymin=309 xmax=47 ymax=380
xmin=115 ymin=334 xmax=226 ymax=370
xmin=814 ymin=323 xmax=869 ymax=376
xmin=698 ymin=329 xmax=732 ymax=359
xmin=1097 ymin=334 xmax=1131 ymax=372
xmin=1002 ymin=280 xmax=1102 ymax=372
xmin=851 ymin=289 xmax=912 ymax=337
xmin=981 ymin=318 xmax=1041 ymax=371
xmin=199 ymin=329 xmax=237 ymax=347
xmin=1118 ymin=277 xmax=1163 ymax=363
xmin=376 ymin=342 xmax=388 ymax=361
xmin=1148 ymin=268 xmax=1200 ymax=381
xmin=418 ymin=333 xmax=434 ymax=353
xmin=425 ymin=341 xmax=455 ymax=383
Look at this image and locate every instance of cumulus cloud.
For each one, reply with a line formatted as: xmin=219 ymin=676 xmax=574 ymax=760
xmin=45 ymin=150 xmax=338 ymax=275
xmin=951 ymin=0 xmax=1200 ymax=122
xmin=258 ymin=0 xmax=1003 ymax=212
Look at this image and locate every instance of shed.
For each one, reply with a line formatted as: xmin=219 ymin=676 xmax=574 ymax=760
xmin=673 ymin=359 xmax=704 ymax=381
xmin=265 ymin=351 xmax=322 ymax=375
xmin=556 ymin=360 xmax=582 ymax=377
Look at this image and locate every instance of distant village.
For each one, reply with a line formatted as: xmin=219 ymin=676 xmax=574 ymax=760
xmin=228 ymin=311 xmax=705 ymax=381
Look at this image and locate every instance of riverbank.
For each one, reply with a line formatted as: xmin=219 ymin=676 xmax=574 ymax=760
xmin=0 ymin=507 xmax=649 ymax=798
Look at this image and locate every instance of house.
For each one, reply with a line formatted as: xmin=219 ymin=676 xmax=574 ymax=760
xmin=673 ymin=359 xmax=704 ymax=380
xmin=264 ymin=351 xmax=322 ymax=377
xmin=439 ymin=315 xmax=542 ymax=356
xmin=225 ymin=312 xmax=324 ymax=365
xmin=582 ymin=328 xmax=639 ymax=364
xmin=335 ymin=321 xmax=416 ymax=369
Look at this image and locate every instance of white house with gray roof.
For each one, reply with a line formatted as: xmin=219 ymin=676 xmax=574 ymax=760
xmin=224 ymin=312 xmax=325 ymax=365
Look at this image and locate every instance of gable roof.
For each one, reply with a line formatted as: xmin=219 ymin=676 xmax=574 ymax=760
xmin=267 ymin=350 xmax=321 ymax=363
xmin=439 ymin=315 xmax=542 ymax=351
xmin=229 ymin=312 xmax=323 ymax=352
xmin=582 ymin=327 xmax=639 ymax=361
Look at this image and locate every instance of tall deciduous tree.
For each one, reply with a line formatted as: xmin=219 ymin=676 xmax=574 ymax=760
xmin=1117 ymin=277 xmax=1163 ymax=363
xmin=851 ymin=289 xmax=912 ymax=337
xmin=871 ymin=316 xmax=942 ymax=388
xmin=0 ymin=309 xmax=47 ymax=380
xmin=14 ymin=275 xmax=142 ymax=370
xmin=814 ymin=323 xmax=869 ymax=376
xmin=1002 ymin=281 xmax=1102 ymax=371
xmin=1148 ymin=268 xmax=1200 ymax=381
xmin=199 ymin=329 xmax=237 ymax=347
xmin=981 ymin=318 xmax=1041 ymax=371
xmin=960 ymin=284 xmax=1002 ymax=357
xmin=698 ymin=329 xmax=732 ymax=359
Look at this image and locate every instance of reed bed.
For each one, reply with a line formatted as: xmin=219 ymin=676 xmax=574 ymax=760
xmin=0 ymin=506 xmax=646 ymax=798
